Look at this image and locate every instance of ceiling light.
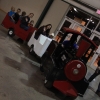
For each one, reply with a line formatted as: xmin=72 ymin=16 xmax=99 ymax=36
xmin=87 ymin=18 xmax=89 ymax=20
xmin=74 ymin=8 xmax=78 ymax=12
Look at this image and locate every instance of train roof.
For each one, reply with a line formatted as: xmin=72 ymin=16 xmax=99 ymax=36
xmin=63 ymin=27 xmax=98 ymax=48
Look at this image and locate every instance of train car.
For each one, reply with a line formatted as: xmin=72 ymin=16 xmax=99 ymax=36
xmin=44 ymin=28 xmax=98 ymax=99
xmin=1 ymin=13 xmax=37 ymax=41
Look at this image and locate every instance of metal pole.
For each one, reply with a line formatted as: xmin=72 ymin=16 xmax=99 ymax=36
xmin=35 ymin=0 xmax=54 ymax=28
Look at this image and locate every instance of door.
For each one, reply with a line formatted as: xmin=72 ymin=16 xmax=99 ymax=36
xmin=54 ymin=18 xmax=74 ymax=42
xmin=87 ymin=33 xmax=100 ymax=70
xmin=65 ymin=23 xmax=85 ymax=41
xmin=64 ymin=23 xmax=85 ymax=42
xmin=72 ymin=23 xmax=85 ymax=33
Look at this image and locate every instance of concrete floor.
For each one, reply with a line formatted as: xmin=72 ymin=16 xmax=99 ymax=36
xmin=0 ymin=10 xmax=100 ymax=100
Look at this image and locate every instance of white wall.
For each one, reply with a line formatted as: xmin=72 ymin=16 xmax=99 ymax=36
xmin=0 ymin=0 xmax=48 ymax=25
xmin=40 ymin=0 xmax=69 ymax=34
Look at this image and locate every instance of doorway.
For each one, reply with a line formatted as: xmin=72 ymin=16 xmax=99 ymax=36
xmin=87 ymin=33 xmax=100 ymax=70
xmin=54 ymin=18 xmax=74 ymax=42
xmin=54 ymin=18 xmax=85 ymax=42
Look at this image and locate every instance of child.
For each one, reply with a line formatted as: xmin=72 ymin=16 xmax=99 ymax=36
xmin=8 ymin=6 xmax=15 ymax=17
xmin=20 ymin=11 xmax=26 ymax=20
xmin=20 ymin=13 xmax=34 ymax=30
xmin=28 ymin=20 xmax=34 ymax=27
xmin=11 ymin=8 xmax=21 ymax=23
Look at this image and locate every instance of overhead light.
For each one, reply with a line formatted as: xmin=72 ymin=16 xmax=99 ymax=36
xmin=74 ymin=8 xmax=78 ymax=12
xmin=87 ymin=18 xmax=89 ymax=20
xmin=92 ymin=22 xmax=94 ymax=23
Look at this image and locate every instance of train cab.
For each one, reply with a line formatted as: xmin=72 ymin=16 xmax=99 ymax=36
xmin=1 ymin=13 xmax=37 ymax=41
xmin=44 ymin=28 xmax=98 ymax=99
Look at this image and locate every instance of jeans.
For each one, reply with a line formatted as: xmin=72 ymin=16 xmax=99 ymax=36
xmin=20 ymin=24 xmax=29 ymax=31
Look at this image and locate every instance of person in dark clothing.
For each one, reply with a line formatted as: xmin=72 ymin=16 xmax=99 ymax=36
xmin=34 ymin=24 xmax=52 ymax=40
xmin=34 ymin=24 xmax=52 ymax=72
xmin=28 ymin=20 xmax=34 ymax=27
xmin=63 ymin=40 xmax=78 ymax=50
xmin=11 ymin=8 xmax=21 ymax=23
xmin=20 ymin=13 xmax=34 ymax=30
xmin=88 ymin=55 xmax=100 ymax=82
xmin=20 ymin=11 xmax=26 ymax=20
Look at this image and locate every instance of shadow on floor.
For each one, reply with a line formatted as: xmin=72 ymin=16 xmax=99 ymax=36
xmin=4 ymin=56 xmax=60 ymax=100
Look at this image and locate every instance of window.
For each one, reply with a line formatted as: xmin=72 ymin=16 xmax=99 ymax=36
xmin=83 ymin=29 xmax=92 ymax=37
xmin=96 ymin=24 xmax=100 ymax=32
xmin=92 ymin=36 xmax=100 ymax=46
xmin=87 ymin=17 xmax=99 ymax=30
xmin=67 ymin=7 xmax=91 ymax=26
xmin=60 ymin=20 xmax=72 ymax=31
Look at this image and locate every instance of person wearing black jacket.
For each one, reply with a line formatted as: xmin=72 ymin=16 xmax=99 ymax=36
xmin=20 ymin=11 xmax=26 ymax=20
xmin=34 ymin=24 xmax=52 ymax=72
xmin=34 ymin=24 xmax=52 ymax=40
xmin=20 ymin=13 xmax=34 ymax=30
xmin=11 ymin=8 xmax=21 ymax=23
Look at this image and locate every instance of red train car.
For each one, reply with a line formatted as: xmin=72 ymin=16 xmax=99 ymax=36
xmin=1 ymin=13 xmax=37 ymax=41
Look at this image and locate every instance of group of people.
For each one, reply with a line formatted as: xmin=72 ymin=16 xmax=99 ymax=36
xmin=8 ymin=7 xmax=53 ymax=38
xmin=8 ymin=6 xmax=34 ymax=30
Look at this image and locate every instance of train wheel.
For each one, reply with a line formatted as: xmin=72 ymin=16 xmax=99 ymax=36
xmin=8 ymin=29 xmax=15 ymax=37
xmin=44 ymin=80 xmax=53 ymax=89
xmin=29 ymin=45 xmax=34 ymax=54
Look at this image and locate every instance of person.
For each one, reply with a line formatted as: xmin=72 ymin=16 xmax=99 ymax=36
xmin=88 ymin=55 xmax=100 ymax=82
xmin=48 ymin=33 xmax=54 ymax=39
xmin=20 ymin=11 xmax=26 ymax=20
xmin=34 ymin=24 xmax=52 ymax=40
xmin=63 ymin=40 xmax=78 ymax=50
xmin=11 ymin=8 xmax=21 ymax=23
xmin=20 ymin=13 xmax=34 ymax=30
xmin=96 ymin=82 xmax=100 ymax=97
xmin=34 ymin=24 xmax=52 ymax=72
xmin=8 ymin=6 xmax=15 ymax=17
xmin=28 ymin=20 xmax=34 ymax=27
